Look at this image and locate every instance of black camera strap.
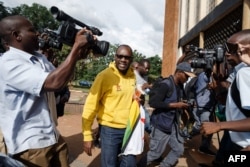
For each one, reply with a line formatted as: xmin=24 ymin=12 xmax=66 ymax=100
xmin=230 ymin=79 xmax=250 ymax=117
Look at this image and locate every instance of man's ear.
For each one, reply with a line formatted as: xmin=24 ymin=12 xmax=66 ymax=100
xmin=12 ymin=31 xmax=21 ymax=41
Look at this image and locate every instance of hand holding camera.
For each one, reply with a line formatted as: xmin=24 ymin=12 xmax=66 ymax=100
xmin=73 ymin=28 xmax=95 ymax=59
xmin=50 ymin=6 xmax=109 ymax=57
xmin=74 ymin=28 xmax=92 ymax=49
xmin=182 ymin=99 xmax=195 ymax=112
xmin=173 ymin=101 xmax=190 ymax=110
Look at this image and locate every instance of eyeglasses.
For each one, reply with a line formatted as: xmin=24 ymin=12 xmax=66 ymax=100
xmin=224 ymin=42 xmax=238 ymax=55
xmin=116 ymin=54 xmax=133 ymax=60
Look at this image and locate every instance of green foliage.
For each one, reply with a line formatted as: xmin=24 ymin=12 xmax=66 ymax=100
xmin=131 ymin=54 xmax=163 ymax=84
xmin=80 ymin=45 xmax=117 ymax=81
xmin=148 ymin=55 xmax=162 ymax=77
xmin=10 ymin=3 xmax=59 ymax=31
xmin=0 ymin=2 xmax=11 ymax=18
xmin=132 ymin=49 xmax=147 ymax=62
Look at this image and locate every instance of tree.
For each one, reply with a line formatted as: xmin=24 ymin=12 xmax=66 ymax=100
xmin=132 ymin=49 xmax=147 ymax=62
xmin=147 ymin=55 xmax=162 ymax=82
xmin=0 ymin=1 xmax=11 ymax=19
xmin=10 ymin=3 xmax=59 ymax=31
xmin=0 ymin=1 xmax=11 ymax=52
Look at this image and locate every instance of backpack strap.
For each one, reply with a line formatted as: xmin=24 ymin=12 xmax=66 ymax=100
xmin=196 ymin=85 xmax=208 ymax=95
xmin=161 ymin=77 xmax=174 ymax=98
xmin=230 ymin=79 xmax=250 ymax=117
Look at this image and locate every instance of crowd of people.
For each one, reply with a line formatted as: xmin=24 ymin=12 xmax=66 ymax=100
xmin=1 ymin=14 xmax=250 ymax=167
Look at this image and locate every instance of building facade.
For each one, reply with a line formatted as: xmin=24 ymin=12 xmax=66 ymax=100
xmin=162 ymin=0 xmax=250 ymax=76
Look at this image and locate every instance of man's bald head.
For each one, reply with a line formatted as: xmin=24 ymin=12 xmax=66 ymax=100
xmin=227 ymin=29 xmax=250 ymax=45
xmin=0 ymin=15 xmax=29 ymax=43
xmin=0 ymin=15 xmax=39 ymax=54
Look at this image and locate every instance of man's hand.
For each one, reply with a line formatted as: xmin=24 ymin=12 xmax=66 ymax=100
xmin=83 ymin=141 xmax=94 ymax=156
xmin=200 ymin=122 xmax=221 ymax=136
xmin=75 ymin=28 xmax=91 ymax=47
xmin=241 ymin=145 xmax=250 ymax=151
xmin=73 ymin=28 xmax=96 ymax=51
xmin=141 ymin=83 xmax=152 ymax=90
xmin=60 ymin=95 xmax=69 ymax=103
xmin=170 ymin=102 xmax=189 ymax=110
xmin=74 ymin=28 xmax=98 ymax=59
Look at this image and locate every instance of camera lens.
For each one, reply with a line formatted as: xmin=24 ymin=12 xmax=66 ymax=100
xmin=190 ymin=58 xmax=207 ymax=68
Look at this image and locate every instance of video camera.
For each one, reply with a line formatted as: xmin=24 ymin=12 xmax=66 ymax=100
xmin=49 ymin=6 xmax=109 ymax=56
xmin=39 ymin=28 xmax=63 ymax=50
xmin=187 ymin=44 xmax=225 ymax=71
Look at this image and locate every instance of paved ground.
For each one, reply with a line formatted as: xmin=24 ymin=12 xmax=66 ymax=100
xmin=57 ymin=89 xmax=221 ymax=167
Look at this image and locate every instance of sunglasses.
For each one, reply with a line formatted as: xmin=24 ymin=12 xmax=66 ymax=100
xmin=116 ymin=54 xmax=133 ymax=60
xmin=224 ymin=42 xmax=238 ymax=55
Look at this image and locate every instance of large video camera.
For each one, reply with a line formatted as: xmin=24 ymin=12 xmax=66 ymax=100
xmin=39 ymin=28 xmax=63 ymax=50
xmin=188 ymin=44 xmax=225 ymax=71
xmin=50 ymin=6 xmax=109 ymax=56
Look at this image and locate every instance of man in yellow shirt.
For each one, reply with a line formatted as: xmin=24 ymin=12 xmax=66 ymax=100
xmin=82 ymin=44 xmax=136 ymax=167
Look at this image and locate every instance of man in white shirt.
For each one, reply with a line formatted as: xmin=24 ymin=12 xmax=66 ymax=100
xmin=0 ymin=15 xmax=91 ymax=166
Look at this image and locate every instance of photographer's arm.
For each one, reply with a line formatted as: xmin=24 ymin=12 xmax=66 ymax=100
xmin=168 ymin=102 xmax=189 ymax=110
xmin=149 ymin=83 xmax=189 ymax=110
xmin=43 ymin=28 xmax=91 ymax=91
xmin=201 ymin=118 xmax=250 ymax=136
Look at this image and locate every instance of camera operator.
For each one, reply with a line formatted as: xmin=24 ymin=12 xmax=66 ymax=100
xmin=0 ymin=15 xmax=93 ymax=166
xmin=201 ymin=29 xmax=250 ymax=163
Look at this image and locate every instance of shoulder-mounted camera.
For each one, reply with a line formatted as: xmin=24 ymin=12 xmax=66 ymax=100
xmin=48 ymin=6 xmax=109 ymax=56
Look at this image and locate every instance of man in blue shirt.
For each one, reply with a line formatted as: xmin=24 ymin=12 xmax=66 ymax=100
xmin=0 ymin=15 xmax=91 ymax=166
xmin=192 ymin=71 xmax=217 ymax=156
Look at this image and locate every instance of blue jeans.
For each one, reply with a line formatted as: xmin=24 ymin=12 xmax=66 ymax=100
xmin=100 ymin=125 xmax=136 ymax=167
xmin=0 ymin=153 xmax=24 ymax=167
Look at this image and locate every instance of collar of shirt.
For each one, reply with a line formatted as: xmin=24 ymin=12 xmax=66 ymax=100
xmin=234 ymin=62 xmax=248 ymax=73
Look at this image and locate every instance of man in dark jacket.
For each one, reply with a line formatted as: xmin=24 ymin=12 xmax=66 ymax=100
xmin=146 ymin=62 xmax=195 ymax=167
